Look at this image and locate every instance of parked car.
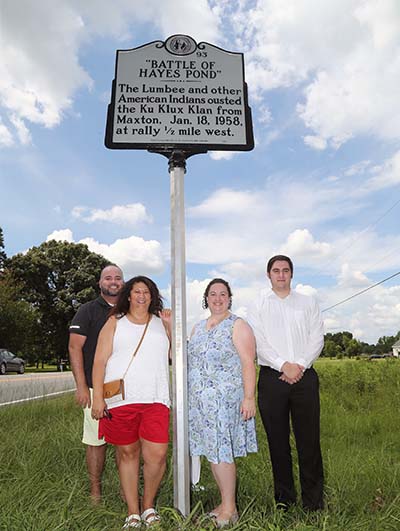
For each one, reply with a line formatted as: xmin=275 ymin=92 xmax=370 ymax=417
xmin=0 ymin=349 xmax=25 ymax=374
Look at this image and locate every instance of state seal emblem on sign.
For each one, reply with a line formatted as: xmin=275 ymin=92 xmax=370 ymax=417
xmin=165 ymin=34 xmax=196 ymax=55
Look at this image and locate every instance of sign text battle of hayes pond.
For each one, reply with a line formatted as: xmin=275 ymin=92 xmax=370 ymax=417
xmin=105 ymin=34 xmax=254 ymax=152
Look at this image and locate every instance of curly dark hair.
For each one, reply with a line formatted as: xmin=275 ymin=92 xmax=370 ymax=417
xmin=110 ymin=275 xmax=164 ymax=318
xmin=202 ymin=278 xmax=233 ymax=310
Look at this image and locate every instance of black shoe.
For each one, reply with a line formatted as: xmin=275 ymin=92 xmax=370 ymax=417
xmin=303 ymin=504 xmax=324 ymax=512
xmin=275 ymin=501 xmax=295 ymax=512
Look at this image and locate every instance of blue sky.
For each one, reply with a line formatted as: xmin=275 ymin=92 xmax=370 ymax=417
xmin=1 ymin=0 xmax=400 ymax=343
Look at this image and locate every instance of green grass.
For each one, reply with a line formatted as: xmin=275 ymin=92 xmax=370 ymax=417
xmin=1 ymin=360 xmax=399 ymax=530
xmin=25 ymin=364 xmax=69 ymax=373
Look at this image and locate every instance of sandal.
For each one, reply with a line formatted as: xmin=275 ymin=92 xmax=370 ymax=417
xmin=141 ymin=507 xmax=161 ymax=527
xmin=122 ymin=513 xmax=141 ymax=529
xmin=214 ymin=512 xmax=239 ymax=529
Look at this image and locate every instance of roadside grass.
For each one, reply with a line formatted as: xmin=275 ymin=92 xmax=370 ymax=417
xmin=25 ymin=364 xmax=67 ymax=373
xmin=1 ymin=360 xmax=399 ymax=530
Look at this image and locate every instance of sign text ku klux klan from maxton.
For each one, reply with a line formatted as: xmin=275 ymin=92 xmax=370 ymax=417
xmin=105 ymin=34 xmax=254 ymax=152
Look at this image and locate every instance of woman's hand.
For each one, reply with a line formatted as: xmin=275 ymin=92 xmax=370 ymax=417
xmin=159 ymin=308 xmax=172 ymax=340
xmin=91 ymin=396 xmax=107 ymax=420
xmin=159 ymin=308 xmax=172 ymax=326
xmin=240 ymin=397 xmax=256 ymax=420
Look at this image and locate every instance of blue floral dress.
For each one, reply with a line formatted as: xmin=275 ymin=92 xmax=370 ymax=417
xmin=188 ymin=314 xmax=257 ymax=464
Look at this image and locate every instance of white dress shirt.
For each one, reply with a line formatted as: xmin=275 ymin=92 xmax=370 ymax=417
xmin=248 ymin=288 xmax=324 ymax=372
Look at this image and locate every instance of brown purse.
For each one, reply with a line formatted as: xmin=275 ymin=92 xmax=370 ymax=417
xmin=103 ymin=315 xmax=151 ymax=405
xmin=103 ymin=378 xmax=125 ymax=400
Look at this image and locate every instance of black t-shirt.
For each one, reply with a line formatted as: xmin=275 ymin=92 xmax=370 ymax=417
xmin=69 ymin=296 xmax=113 ymax=388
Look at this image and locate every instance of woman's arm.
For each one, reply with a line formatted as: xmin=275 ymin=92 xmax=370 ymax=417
xmin=159 ymin=309 xmax=172 ymax=359
xmin=159 ymin=309 xmax=172 ymax=340
xmin=232 ymin=318 xmax=257 ymax=420
xmin=91 ymin=316 xmax=116 ymax=419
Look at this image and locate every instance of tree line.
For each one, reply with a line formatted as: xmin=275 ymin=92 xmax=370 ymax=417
xmin=0 ymin=227 xmax=399 ymax=366
xmin=321 ymin=331 xmax=400 ymax=358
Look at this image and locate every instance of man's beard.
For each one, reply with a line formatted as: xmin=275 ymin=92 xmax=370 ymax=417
xmin=101 ymin=287 xmax=120 ymax=298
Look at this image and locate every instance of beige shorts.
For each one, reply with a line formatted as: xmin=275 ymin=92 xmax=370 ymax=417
xmin=82 ymin=389 xmax=106 ymax=446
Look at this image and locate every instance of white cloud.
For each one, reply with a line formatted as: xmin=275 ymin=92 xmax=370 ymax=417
xmin=1 ymin=0 xmax=92 ymax=130
xmin=257 ymin=105 xmax=273 ymax=125
xmin=71 ymin=203 xmax=152 ymax=226
xmin=218 ymin=0 xmax=400 ymax=149
xmin=10 ymin=115 xmax=31 ymax=145
xmin=344 ymin=160 xmax=372 ymax=177
xmin=294 ymin=283 xmax=318 ymax=298
xmin=209 ymin=151 xmax=237 ymax=161
xmin=188 ymin=188 xmax=262 ymax=218
xmin=303 ymin=135 xmax=327 ymax=151
xmin=46 ymin=228 xmax=164 ymax=277
xmin=361 ymin=150 xmax=400 ymax=192
xmin=322 ymin=282 xmax=400 ymax=343
xmin=281 ymin=229 xmax=331 ymax=260
xmin=46 ymin=228 xmax=74 ymax=243
xmin=185 ymin=182 xmax=355 ymax=269
xmin=80 ymin=235 xmax=163 ymax=277
xmin=296 ymin=0 xmax=400 ymax=148
xmin=0 ymin=118 xmax=13 ymax=147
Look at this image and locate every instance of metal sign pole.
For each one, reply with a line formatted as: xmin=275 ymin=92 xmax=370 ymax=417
xmin=169 ymin=150 xmax=190 ymax=516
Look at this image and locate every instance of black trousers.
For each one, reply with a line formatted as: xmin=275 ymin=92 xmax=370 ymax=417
xmin=258 ymin=366 xmax=324 ymax=510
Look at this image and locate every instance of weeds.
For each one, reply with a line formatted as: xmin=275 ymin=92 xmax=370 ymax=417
xmin=1 ymin=360 xmax=399 ymax=530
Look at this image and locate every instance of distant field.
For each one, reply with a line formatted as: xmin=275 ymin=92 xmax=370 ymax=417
xmin=0 ymin=359 xmax=399 ymax=530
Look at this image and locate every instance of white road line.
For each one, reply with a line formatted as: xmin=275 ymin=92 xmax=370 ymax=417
xmin=0 ymin=388 xmax=75 ymax=407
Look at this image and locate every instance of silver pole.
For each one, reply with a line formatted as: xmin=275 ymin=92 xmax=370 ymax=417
xmin=170 ymin=152 xmax=190 ymax=516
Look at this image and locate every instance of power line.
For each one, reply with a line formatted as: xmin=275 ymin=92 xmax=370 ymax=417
xmin=316 ymin=195 xmax=400 ymax=277
xmin=322 ymin=270 xmax=400 ymax=313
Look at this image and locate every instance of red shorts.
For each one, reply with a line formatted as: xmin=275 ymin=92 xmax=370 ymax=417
xmin=99 ymin=403 xmax=170 ymax=445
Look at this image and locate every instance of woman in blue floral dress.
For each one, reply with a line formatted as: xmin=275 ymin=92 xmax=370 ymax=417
xmin=188 ymin=278 xmax=257 ymax=528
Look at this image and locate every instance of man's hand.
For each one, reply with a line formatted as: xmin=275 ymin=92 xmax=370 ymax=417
xmin=75 ymin=384 xmax=91 ymax=408
xmin=280 ymin=362 xmax=305 ymax=385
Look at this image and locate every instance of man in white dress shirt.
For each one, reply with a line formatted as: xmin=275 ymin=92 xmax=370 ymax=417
xmin=248 ymin=255 xmax=324 ymax=511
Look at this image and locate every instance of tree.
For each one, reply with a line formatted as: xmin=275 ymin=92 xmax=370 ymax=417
xmin=375 ymin=332 xmax=400 ymax=355
xmin=323 ymin=331 xmax=354 ymax=357
xmin=0 ymin=227 xmax=6 ymax=270
xmin=345 ymin=338 xmax=362 ymax=358
xmin=0 ymin=270 xmax=40 ymax=359
xmin=6 ymin=240 xmax=110 ymax=364
xmin=322 ymin=338 xmax=342 ymax=358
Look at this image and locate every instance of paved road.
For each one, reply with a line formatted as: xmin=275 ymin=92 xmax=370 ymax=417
xmin=0 ymin=372 xmax=76 ymax=406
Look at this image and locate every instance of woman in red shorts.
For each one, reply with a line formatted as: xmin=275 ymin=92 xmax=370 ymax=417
xmin=92 ymin=275 xmax=171 ymax=529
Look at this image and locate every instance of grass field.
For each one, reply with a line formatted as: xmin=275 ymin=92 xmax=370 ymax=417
xmin=1 ymin=359 xmax=399 ymax=530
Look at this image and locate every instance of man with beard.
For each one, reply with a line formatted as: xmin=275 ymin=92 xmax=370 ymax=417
xmin=69 ymin=264 xmax=124 ymax=502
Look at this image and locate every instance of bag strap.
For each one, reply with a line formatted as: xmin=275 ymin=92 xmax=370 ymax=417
xmin=122 ymin=314 xmax=152 ymax=379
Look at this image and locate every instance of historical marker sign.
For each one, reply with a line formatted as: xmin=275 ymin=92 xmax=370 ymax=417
xmin=105 ymin=34 xmax=254 ymax=152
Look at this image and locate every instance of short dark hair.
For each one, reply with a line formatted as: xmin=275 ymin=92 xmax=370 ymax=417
xmin=267 ymin=255 xmax=294 ymax=276
xmin=100 ymin=263 xmax=123 ymax=279
xmin=202 ymin=278 xmax=233 ymax=310
xmin=110 ymin=275 xmax=163 ymax=318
